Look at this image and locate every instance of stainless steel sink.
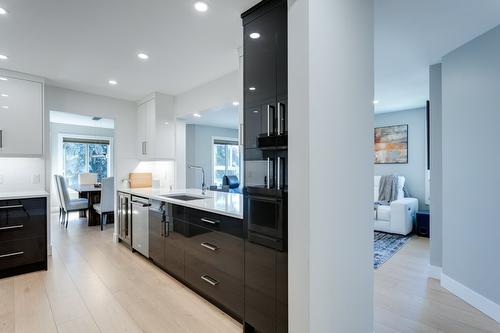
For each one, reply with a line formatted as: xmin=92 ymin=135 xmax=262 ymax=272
xmin=161 ymin=194 xmax=207 ymax=201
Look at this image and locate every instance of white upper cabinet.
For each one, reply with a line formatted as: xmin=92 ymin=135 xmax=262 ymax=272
xmin=0 ymin=76 xmax=44 ymax=156
xmin=136 ymin=93 xmax=176 ymax=160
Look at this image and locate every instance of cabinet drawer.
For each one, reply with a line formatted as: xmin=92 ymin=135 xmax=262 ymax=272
xmin=185 ymin=252 xmax=243 ymax=318
xmin=184 ymin=223 xmax=243 ymax=281
xmin=0 ymin=237 xmax=46 ymax=271
xmin=172 ymin=205 xmax=244 ymax=238
xmin=0 ymin=198 xmax=46 ymax=242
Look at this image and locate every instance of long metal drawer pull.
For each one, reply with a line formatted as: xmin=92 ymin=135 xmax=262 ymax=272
xmin=277 ymin=102 xmax=281 ymax=135
xmin=200 ymin=242 xmax=218 ymax=251
xmin=201 ymin=275 xmax=219 ymax=286
xmin=0 ymin=251 xmax=24 ymax=259
xmin=0 ymin=205 xmax=24 ymax=210
xmin=0 ymin=225 xmax=24 ymax=231
xmin=201 ymin=218 xmax=219 ymax=225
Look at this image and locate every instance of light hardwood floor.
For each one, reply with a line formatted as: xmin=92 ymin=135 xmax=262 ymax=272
xmin=374 ymin=236 xmax=500 ymax=333
xmin=0 ymin=214 xmax=499 ymax=332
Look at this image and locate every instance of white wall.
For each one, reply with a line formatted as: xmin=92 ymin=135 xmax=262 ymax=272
xmin=289 ymin=0 xmax=374 ymax=332
xmin=375 ymin=107 xmax=427 ymax=210
xmin=0 ymin=158 xmax=45 ymax=193
xmin=429 ymin=63 xmax=443 ymax=270
xmin=441 ymin=24 xmax=500 ymax=321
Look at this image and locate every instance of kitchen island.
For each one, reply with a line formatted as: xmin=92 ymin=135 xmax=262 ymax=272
xmin=116 ymin=188 xmax=245 ymax=320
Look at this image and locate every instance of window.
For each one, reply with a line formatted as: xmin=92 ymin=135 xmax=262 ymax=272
xmin=213 ymin=139 xmax=240 ymax=186
xmin=63 ymin=138 xmax=111 ymax=187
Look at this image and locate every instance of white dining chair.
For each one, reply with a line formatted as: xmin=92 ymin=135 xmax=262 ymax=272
xmin=78 ymin=173 xmax=98 ymax=185
xmin=57 ymin=175 xmax=89 ymax=228
xmin=93 ymin=177 xmax=114 ymax=230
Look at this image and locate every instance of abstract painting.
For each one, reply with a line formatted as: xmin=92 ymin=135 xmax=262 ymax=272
xmin=374 ymin=125 xmax=408 ymax=164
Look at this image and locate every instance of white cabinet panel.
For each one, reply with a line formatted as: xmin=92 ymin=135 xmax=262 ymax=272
xmin=0 ymin=77 xmax=43 ymax=156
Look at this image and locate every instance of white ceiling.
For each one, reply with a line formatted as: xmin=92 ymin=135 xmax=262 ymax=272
xmin=50 ymin=110 xmax=115 ymax=129
xmin=0 ymin=0 xmax=258 ymax=101
xmin=375 ymin=0 xmax=500 ymax=113
xmin=179 ymin=103 xmax=239 ymax=129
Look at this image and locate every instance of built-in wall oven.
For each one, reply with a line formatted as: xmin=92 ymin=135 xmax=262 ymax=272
xmin=244 ymin=187 xmax=287 ymax=251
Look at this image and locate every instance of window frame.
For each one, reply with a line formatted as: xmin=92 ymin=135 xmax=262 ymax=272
xmin=211 ymin=136 xmax=240 ymax=187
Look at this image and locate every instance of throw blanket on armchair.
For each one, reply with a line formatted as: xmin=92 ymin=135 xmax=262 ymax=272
xmin=377 ymin=174 xmax=399 ymax=204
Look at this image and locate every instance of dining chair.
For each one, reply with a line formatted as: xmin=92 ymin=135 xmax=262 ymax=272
xmin=57 ymin=175 xmax=89 ymax=228
xmin=93 ymin=177 xmax=114 ymax=231
xmin=53 ymin=175 xmax=65 ymax=224
xmin=78 ymin=173 xmax=98 ymax=185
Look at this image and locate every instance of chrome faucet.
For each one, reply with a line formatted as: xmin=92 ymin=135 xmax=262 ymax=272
xmin=188 ymin=164 xmax=207 ymax=195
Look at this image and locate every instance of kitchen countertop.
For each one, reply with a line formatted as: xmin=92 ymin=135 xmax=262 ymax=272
xmin=0 ymin=190 xmax=49 ymax=200
xmin=118 ymin=188 xmax=243 ymax=219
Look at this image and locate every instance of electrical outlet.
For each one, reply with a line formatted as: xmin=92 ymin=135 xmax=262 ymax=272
xmin=33 ymin=174 xmax=41 ymax=184
xmin=0 ymin=175 xmax=3 ymax=184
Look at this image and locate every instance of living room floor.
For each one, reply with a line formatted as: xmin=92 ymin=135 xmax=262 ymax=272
xmin=374 ymin=236 xmax=500 ymax=333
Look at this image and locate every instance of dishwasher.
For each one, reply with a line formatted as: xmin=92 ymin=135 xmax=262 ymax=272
xmin=131 ymin=196 xmax=151 ymax=257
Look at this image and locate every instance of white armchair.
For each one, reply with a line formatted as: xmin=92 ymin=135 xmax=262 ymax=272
xmin=374 ymin=176 xmax=417 ymax=235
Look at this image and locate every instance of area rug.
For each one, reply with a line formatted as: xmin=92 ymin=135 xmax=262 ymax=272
xmin=374 ymin=231 xmax=411 ymax=269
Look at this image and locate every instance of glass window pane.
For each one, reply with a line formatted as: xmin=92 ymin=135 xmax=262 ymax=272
xmin=63 ymin=142 xmax=86 ymax=188
xmin=88 ymin=143 xmax=109 ymax=182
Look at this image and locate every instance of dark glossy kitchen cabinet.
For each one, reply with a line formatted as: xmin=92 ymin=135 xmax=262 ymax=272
xmin=243 ymin=0 xmax=288 ymax=332
xmin=164 ymin=218 xmax=187 ymax=280
xmin=0 ymin=197 xmax=47 ymax=278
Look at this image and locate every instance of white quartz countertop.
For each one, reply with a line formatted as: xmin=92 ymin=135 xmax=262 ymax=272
xmin=117 ymin=188 xmax=243 ymax=219
xmin=0 ymin=190 xmax=49 ymax=200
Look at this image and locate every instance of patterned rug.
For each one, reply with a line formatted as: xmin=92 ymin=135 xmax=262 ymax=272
xmin=374 ymin=231 xmax=411 ymax=269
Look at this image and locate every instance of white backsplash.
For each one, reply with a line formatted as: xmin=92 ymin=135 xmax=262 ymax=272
xmin=0 ymin=158 xmax=46 ymax=193
xmin=133 ymin=161 xmax=175 ymax=189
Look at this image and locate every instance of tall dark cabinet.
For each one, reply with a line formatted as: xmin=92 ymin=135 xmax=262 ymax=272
xmin=242 ymin=1 xmax=288 ymax=332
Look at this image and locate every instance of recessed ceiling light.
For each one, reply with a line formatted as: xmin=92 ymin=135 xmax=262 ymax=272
xmin=232 ymin=101 xmax=239 ymax=106
xmin=0 ymin=54 xmax=8 ymax=60
xmin=137 ymin=53 xmax=149 ymax=60
xmin=373 ymin=100 xmax=379 ymax=104
xmin=108 ymin=80 xmax=118 ymax=85
xmin=249 ymin=87 xmax=256 ymax=91
xmin=0 ymin=77 xmax=7 ymax=81
xmin=1 ymin=105 xmax=8 ymax=109
xmin=250 ymin=32 xmax=260 ymax=39
xmin=194 ymin=2 xmax=208 ymax=12
xmin=1 ymin=94 xmax=7 ymax=97
xmin=193 ymin=113 xmax=202 ymax=118
xmin=0 ymin=8 xmax=7 ymax=15
xmin=164 ymin=121 xmax=169 ymax=125
xmin=253 ymin=110 xmax=259 ymax=114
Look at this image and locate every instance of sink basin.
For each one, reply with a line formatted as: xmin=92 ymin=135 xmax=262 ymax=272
xmin=161 ymin=194 xmax=207 ymax=201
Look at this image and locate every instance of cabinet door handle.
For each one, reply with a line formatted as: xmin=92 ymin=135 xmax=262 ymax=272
xmin=144 ymin=141 xmax=147 ymax=155
xmin=267 ymin=105 xmax=270 ymax=136
xmin=201 ymin=218 xmax=219 ymax=225
xmin=277 ymin=157 xmax=281 ymax=190
xmin=0 ymin=225 xmax=24 ymax=231
xmin=0 ymin=130 xmax=3 ymax=148
xmin=0 ymin=205 xmax=23 ymax=210
xmin=266 ymin=157 xmax=270 ymax=189
xmin=277 ymin=102 xmax=281 ymax=135
xmin=200 ymin=242 xmax=218 ymax=251
xmin=201 ymin=275 xmax=219 ymax=286
xmin=0 ymin=251 xmax=24 ymax=259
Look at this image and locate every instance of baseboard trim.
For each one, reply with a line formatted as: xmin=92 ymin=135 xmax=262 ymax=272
xmin=441 ymin=273 xmax=500 ymax=324
xmin=428 ymin=264 xmax=442 ymax=280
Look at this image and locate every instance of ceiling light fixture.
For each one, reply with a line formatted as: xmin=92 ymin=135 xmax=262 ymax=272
xmin=108 ymin=80 xmax=118 ymax=85
xmin=0 ymin=54 xmax=8 ymax=60
xmin=1 ymin=94 xmax=7 ymax=97
xmin=164 ymin=121 xmax=169 ymax=125
xmin=0 ymin=8 xmax=7 ymax=15
xmin=0 ymin=77 xmax=7 ymax=81
xmin=232 ymin=101 xmax=239 ymax=106
xmin=249 ymin=87 xmax=256 ymax=91
xmin=1 ymin=105 xmax=8 ymax=109
xmin=250 ymin=32 xmax=260 ymax=39
xmin=373 ymin=100 xmax=379 ymax=104
xmin=137 ymin=53 xmax=149 ymax=60
xmin=194 ymin=2 xmax=208 ymax=12
xmin=193 ymin=113 xmax=202 ymax=118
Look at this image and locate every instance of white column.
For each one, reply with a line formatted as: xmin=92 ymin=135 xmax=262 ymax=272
xmin=288 ymin=0 xmax=374 ymax=332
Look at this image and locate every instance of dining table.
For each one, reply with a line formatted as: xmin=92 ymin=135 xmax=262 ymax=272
xmin=70 ymin=184 xmax=106 ymax=226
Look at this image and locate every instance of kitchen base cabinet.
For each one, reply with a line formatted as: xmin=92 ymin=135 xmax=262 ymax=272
xmin=0 ymin=197 xmax=48 ymax=279
xmin=164 ymin=218 xmax=187 ymax=280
